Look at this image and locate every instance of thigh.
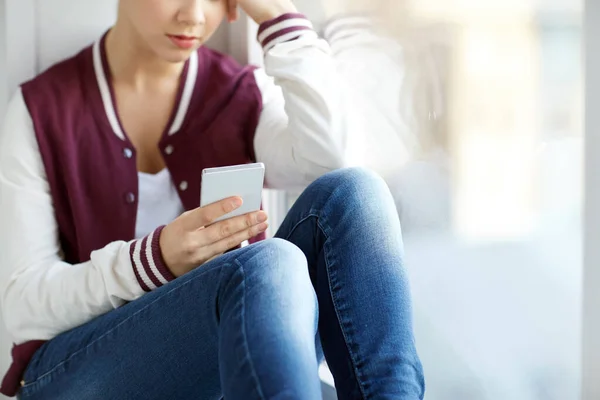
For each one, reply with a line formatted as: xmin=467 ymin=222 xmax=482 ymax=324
xmin=19 ymin=245 xmax=256 ymax=400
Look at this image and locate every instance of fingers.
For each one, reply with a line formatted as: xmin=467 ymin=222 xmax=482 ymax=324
xmin=180 ymin=212 xmax=268 ymax=268
xmin=227 ymin=0 xmax=239 ymax=22
xmin=206 ymin=220 xmax=269 ymax=258
xmin=181 ymin=200 xmax=269 ymax=265
xmin=201 ymin=210 xmax=268 ymax=245
xmin=186 ymin=197 xmax=243 ymax=230
xmin=183 ymin=217 xmax=269 ymax=268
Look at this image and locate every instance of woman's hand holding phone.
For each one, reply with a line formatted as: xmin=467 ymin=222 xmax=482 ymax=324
xmin=159 ymin=197 xmax=269 ymax=277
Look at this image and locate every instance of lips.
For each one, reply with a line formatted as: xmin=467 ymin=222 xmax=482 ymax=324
xmin=172 ymin=34 xmax=196 ymax=40
xmin=167 ymin=34 xmax=199 ymax=50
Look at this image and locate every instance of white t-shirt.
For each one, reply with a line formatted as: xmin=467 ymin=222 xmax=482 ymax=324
xmin=135 ymin=170 xmax=184 ymax=239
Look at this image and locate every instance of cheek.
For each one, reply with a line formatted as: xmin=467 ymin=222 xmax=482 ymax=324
xmin=202 ymin=5 xmax=227 ymax=40
xmin=132 ymin=0 xmax=172 ymax=36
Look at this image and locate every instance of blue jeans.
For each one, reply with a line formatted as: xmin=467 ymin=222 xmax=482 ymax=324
xmin=20 ymin=168 xmax=424 ymax=400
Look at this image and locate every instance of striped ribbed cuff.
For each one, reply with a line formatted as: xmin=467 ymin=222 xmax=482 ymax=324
xmin=257 ymin=13 xmax=318 ymax=52
xmin=129 ymin=225 xmax=176 ymax=292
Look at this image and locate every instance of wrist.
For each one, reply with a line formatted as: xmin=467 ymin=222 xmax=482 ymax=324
xmin=156 ymin=225 xmax=179 ymax=279
xmin=255 ymin=4 xmax=298 ymax=24
xmin=257 ymin=12 xmax=314 ymax=51
xmin=130 ymin=225 xmax=177 ymax=293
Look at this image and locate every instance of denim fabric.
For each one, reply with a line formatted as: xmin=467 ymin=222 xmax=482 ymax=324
xmin=20 ymin=168 xmax=424 ymax=400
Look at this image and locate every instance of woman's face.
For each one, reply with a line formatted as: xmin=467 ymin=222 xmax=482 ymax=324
xmin=119 ymin=0 xmax=227 ymax=62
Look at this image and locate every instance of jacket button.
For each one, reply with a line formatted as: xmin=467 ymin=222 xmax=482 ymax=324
xmin=123 ymin=148 xmax=133 ymax=159
xmin=164 ymin=145 xmax=174 ymax=155
xmin=179 ymin=181 xmax=188 ymax=191
xmin=125 ymin=192 xmax=136 ymax=204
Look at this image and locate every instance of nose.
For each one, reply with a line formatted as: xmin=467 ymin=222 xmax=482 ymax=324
xmin=176 ymin=0 xmax=206 ymax=26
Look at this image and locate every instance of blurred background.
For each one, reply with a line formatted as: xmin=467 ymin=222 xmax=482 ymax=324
xmin=268 ymin=0 xmax=584 ymax=399
xmin=0 ymin=0 xmax=584 ymax=399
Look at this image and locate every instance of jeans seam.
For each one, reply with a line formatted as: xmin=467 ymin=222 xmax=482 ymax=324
xmin=234 ymin=259 xmax=266 ymax=400
xmin=22 ymin=264 xmax=231 ymax=390
xmin=318 ymin=217 xmax=369 ymax=400
xmin=282 ymin=213 xmax=369 ymax=399
xmin=281 ymin=212 xmax=320 ymax=238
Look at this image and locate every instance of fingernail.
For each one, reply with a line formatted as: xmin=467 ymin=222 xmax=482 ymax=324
xmin=231 ymin=198 xmax=243 ymax=208
xmin=258 ymin=223 xmax=269 ymax=231
xmin=257 ymin=212 xmax=268 ymax=223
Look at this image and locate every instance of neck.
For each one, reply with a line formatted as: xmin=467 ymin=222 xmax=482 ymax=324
xmin=105 ymin=20 xmax=185 ymax=89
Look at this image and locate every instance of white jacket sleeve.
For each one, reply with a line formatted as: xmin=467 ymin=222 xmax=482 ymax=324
xmin=0 ymin=90 xmax=172 ymax=344
xmin=253 ymin=14 xmax=366 ymax=190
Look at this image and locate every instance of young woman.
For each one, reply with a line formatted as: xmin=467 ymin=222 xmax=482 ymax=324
xmin=0 ymin=0 xmax=424 ymax=398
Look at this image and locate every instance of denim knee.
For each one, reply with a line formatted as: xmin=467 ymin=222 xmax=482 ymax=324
xmin=238 ymin=239 xmax=318 ymax=322
xmin=315 ymin=167 xmax=392 ymax=210
xmin=242 ymin=238 xmax=308 ymax=277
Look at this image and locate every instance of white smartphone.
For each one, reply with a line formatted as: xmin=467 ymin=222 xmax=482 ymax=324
xmin=200 ymin=162 xmax=265 ymax=223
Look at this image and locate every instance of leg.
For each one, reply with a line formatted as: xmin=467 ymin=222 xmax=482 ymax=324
xmin=19 ymin=239 xmax=322 ymax=400
xmin=275 ymin=167 xmax=425 ymax=400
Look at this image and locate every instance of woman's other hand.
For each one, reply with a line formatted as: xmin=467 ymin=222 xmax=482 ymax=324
xmin=226 ymin=0 xmax=298 ymax=24
xmin=159 ymin=197 xmax=269 ymax=277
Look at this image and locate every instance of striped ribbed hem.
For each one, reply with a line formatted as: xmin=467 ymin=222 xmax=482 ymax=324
xmin=129 ymin=225 xmax=176 ymax=292
xmin=257 ymin=13 xmax=318 ymax=52
xmin=322 ymin=15 xmax=376 ymax=43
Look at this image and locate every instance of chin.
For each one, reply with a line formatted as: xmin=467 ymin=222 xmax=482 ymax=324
xmin=159 ymin=48 xmax=198 ymax=63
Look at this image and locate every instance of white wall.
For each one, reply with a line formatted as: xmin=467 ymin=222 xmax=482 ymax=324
xmin=0 ymin=0 xmax=6 ymax=114
xmin=0 ymin=4 xmax=8 ymax=397
xmin=290 ymin=0 xmax=327 ymax=29
xmin=3 ymin=0 xmax=35 ymax=100
xmin=0 ymin=3 xmax=19 ymax=396
xmin=36 ymin=0 xmax=118 ymax=72
xmin=583 ymin=0 xmax=600 ymax=398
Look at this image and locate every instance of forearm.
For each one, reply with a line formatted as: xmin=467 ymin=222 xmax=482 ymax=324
xmin=254 ymin=14 xmax=365 ymax=189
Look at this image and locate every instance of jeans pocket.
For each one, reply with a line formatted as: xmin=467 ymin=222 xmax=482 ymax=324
xmin=19 ymin=361 xmax=68 ymax=399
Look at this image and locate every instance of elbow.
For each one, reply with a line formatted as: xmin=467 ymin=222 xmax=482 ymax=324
xmin=302 ymin=154 xmax=352 ymax=184
xmin=317 ymin=145 xmax=361 ymax=173
xmin=1 ymin=273 xmax=47 ymax=342
xmin=323 ymin=154 xmax=349 ymax=172
xmin=287 ymin=144 xmax=360 ymax=187
xmin=1 ymin=277 xmax=23 ymax=340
